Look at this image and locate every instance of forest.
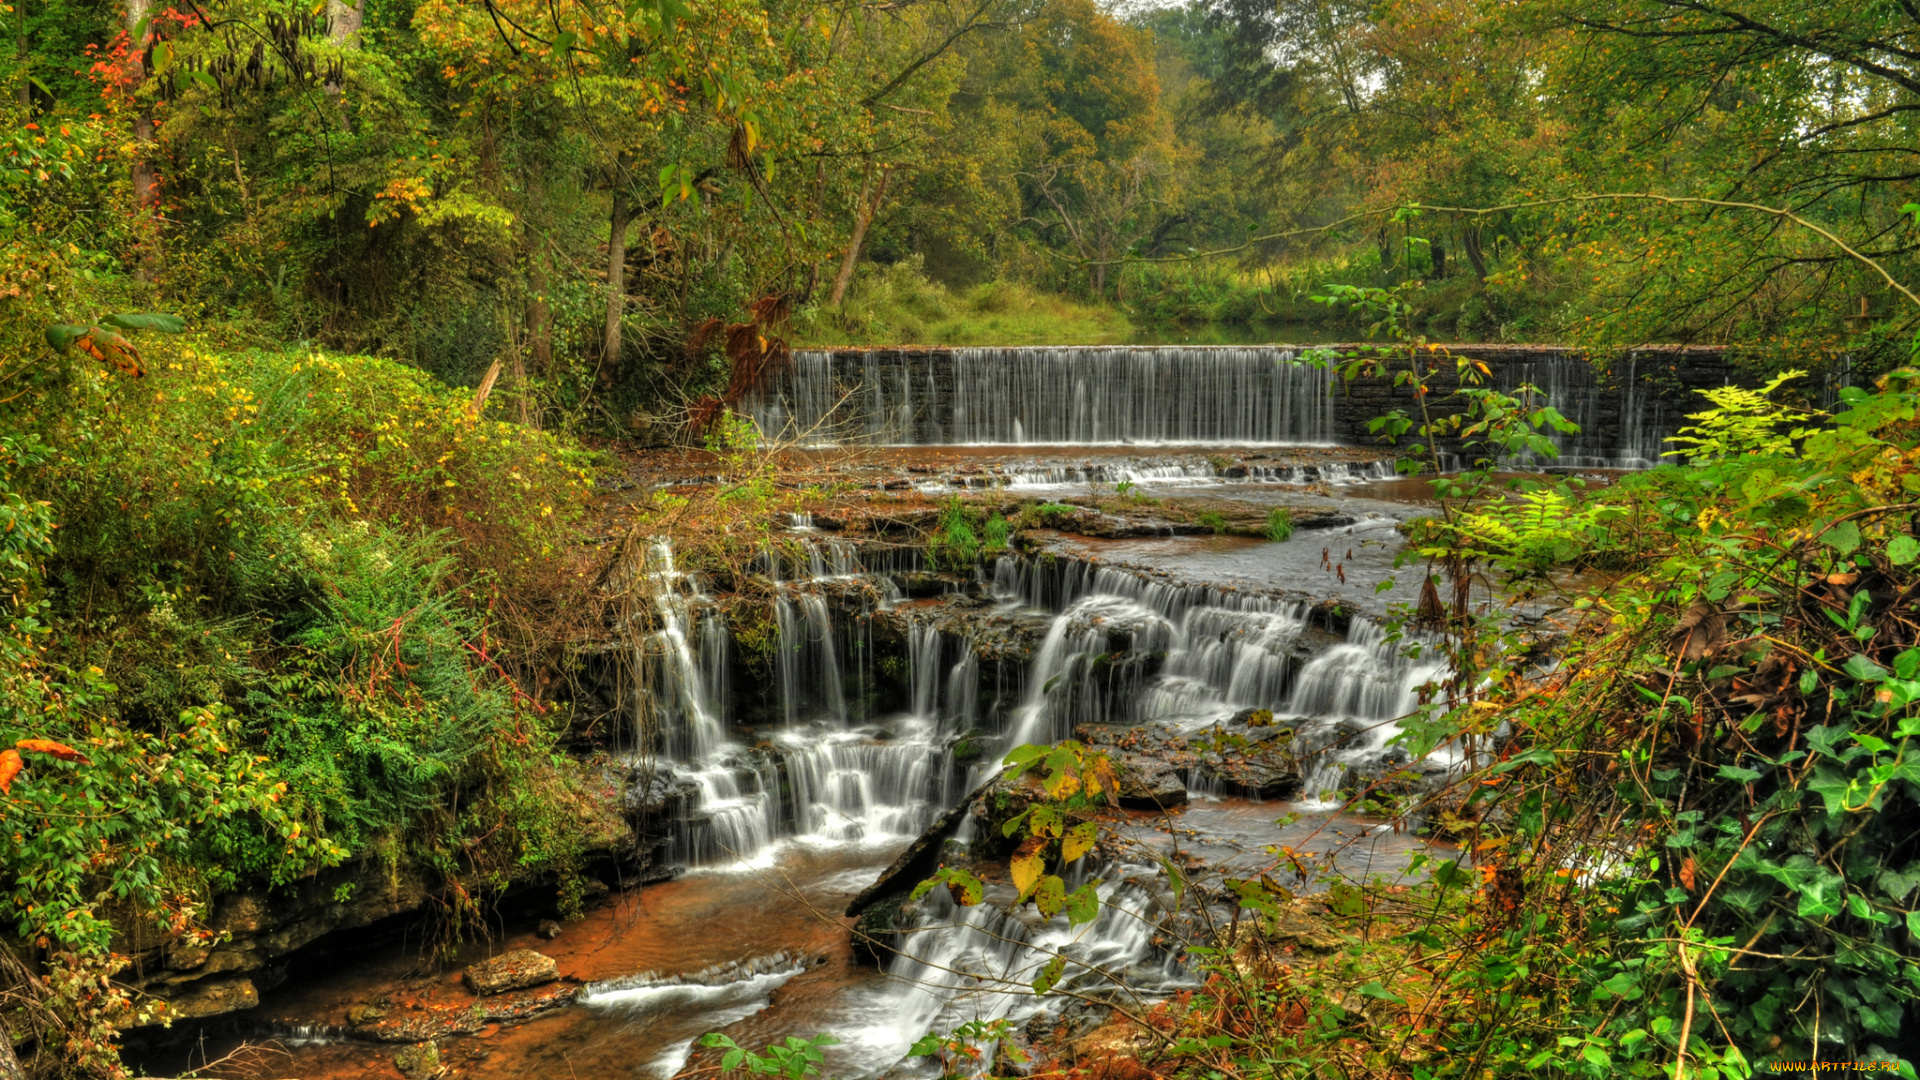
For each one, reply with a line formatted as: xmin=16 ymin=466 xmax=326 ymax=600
xmin=0 ymin=0 xmax=1916 ymax=1076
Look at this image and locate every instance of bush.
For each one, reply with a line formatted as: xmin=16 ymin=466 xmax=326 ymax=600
xmin=4 ymin=344 xmax=604 ymax=982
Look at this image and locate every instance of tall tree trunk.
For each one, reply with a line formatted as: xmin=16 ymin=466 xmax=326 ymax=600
xmin=527 ymin=263 xmax=553 ymax=375
xmin=829 ymin=167 xmax=890 ymax=307
xmin=124 ymin=0 xmax=161 ymax=279
xmin=326 ymin=0 xmax=362 ymax=44
xmin=1430 ymin=242 xmax=1447 ymax=280
xmin=603 ymin=165 xmax=632 ymax=369
xmin=1461 ymin=224 xmax=1489 ymax=283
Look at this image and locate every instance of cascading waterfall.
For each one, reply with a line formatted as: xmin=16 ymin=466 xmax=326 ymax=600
xmin=751 ymin=346 xmax=1337 ymax=446
xmin=643 ymin=536 xmax=978 ymax=869
xmin=628 ymin=536 xmax=1461 ymax=1074
xmin=1286 ymin=621 xmax=1453 ymax=806
xmin=998 ymin=560 xmax=1314 ymax=747
xmin=874 ymin=864 xmax=1186 ymax=1064
xmin=750 ymin=345 xmax=1712 ymax=467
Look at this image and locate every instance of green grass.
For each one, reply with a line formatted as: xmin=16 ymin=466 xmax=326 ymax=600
xmin=795 ymin=259 xmax=1134 ymax=346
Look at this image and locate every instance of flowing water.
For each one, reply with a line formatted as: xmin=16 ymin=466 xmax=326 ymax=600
xmin=750 ymin=344 xmax=1710 ymax=468
xmin=156 ymin=344 xmax=1640 ymax=1080
xmin=751 ymin=346 xmax=1338 ymax=446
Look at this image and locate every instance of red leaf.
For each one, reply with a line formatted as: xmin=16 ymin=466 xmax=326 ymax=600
xmin=16 ymin=739 xmax=93 ymax=765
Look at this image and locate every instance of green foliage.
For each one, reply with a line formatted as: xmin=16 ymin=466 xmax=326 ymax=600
xmin=794 ymin=261 xmax=1134 ymax=347
xmin=1663 ymin=370 xmax=1823 ymax=461
xmin=982 ymin=513 xmax=1013 ymax=556
xmin=1197 ymin=510 xmax=1227 ymax=534
xmin=1360 ymin=370 xmax=1920 ymax=1076
xmin=1438 ymin=487 xmax=1622 ymax=574
xmin=914 ymin=742 xmax=1108 ymax=934
xmin=908 ymin=1018 xmax=1028 ymax=1078
xmin=1264 ymin=506 xmax=1293 ymax=542
xmin=929 ymin=498 xmax=982 ymax=569
xmin=699 ymin=1032 xmax=839 ymax=1080
xmin=0 ymin=341 xmax=605 ymax=1069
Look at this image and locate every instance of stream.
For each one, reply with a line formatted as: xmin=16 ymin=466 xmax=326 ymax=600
xmin=140 ymin=344 xmax=1688 ymax=1080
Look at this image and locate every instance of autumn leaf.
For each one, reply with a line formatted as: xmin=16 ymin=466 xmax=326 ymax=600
xmin=1678 ymin=855 xmax=1697 ymax=891
xmin=0 ymin=750 xmax=21 ymax=793
xmin=1062 ymin=821 xmax=1098 ymax=863
xmin=17 ymin=739 xmax=93 ymax=765
xmin=1010 ymin=836 xmax=1047 ymax=900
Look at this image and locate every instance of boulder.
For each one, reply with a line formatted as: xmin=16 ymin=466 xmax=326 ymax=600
xmin=464 ymin=949 xmax=559 ymax=996
xmin=393 ymin=1040 xmax=442 ymax=1080
xmin=536 ymin=919 xmax=563 ymax=940
xmin=1113 ymin=755 xmax=1187 ymax=810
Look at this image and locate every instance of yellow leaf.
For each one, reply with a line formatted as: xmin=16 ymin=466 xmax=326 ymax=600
xmin=1062 ymin=822 xmax=1097 ymax=863
xmin=1010 ymin=837 xmax=1046 ymax=899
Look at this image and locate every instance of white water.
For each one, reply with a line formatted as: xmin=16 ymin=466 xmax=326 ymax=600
xmin=630 ymin=537 xmax=1459 ymax=1076
xmin=641 ymin=538 xmax=977 ymax=871
xmin=751 ymin=345 xmax=1702 ymax=467
xmin=751 ymin=346 xmax=1337 ymax=446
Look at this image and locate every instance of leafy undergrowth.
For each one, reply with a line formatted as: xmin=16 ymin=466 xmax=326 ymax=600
xmin=1141 ymin=370 xmax=1920 ymax=1078
xmin=793 ymin=259 xmax=1134 ymax=347
xmin=0 ymin=342 xmax=609 ymax=1074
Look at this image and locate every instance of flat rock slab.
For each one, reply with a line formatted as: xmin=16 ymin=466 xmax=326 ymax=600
xmin=465 ymin=949 xmax=559 ymax=996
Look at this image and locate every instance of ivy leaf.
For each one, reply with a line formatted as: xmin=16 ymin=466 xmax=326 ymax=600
xmin=1845 ymin=655 xmax=1889 ymax=682
xmin=1826 ymin=521 xmax=1862 ymax=555
xmin=1889 ymin=536 xmax=1920 ymax=566
xmin=1357 ymin=981 xmax=1405 ymax=1005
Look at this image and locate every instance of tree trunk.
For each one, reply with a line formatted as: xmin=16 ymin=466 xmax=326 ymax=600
xmin=470 ymin=356 xmax=504 ymax=418
xmin=1430 ymin=242 xmax=1447 ymax=280
xmin=527 ymin=263 xmax=553 ymax=375
xmin=829 ymin=167 xmax=890 ymax=307
xmin=508 ymin=322 xmax=530 ymax=426
xmin=124 ymin=0 xmax=161 ymax=279
xmin=603 ymin=171 xmax=632 ymax=368
xmin=1461 ymin=224 xmax=1489 ymax=283
xmin=326 ymin=0 xmax=362 ymax=44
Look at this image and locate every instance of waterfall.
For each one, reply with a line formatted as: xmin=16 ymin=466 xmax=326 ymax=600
xmin=750 ymin=347 xmax=1336 ymax=446
xmin=1004 ymin=564 xmax=1312 ymax=747
xmin=1285 ymin=621 xmax=1452 ymax=806
xmin=637 ymin=541 xmax=728 ymax=762
xmin=871 ymin=863 xmax=1186 ymax=1064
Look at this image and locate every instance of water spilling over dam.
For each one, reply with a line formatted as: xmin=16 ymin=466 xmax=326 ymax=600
xmin=749 ymin=343 xmax=1739 ymax=468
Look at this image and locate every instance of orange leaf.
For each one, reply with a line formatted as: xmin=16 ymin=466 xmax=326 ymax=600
xmin=1678 ymin=856 xmax=1697 ymax=891
xmin=16 ymin=739 xmax=93 ymax=765
xmin=0 ymin=750 xmax=21 ymax=793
